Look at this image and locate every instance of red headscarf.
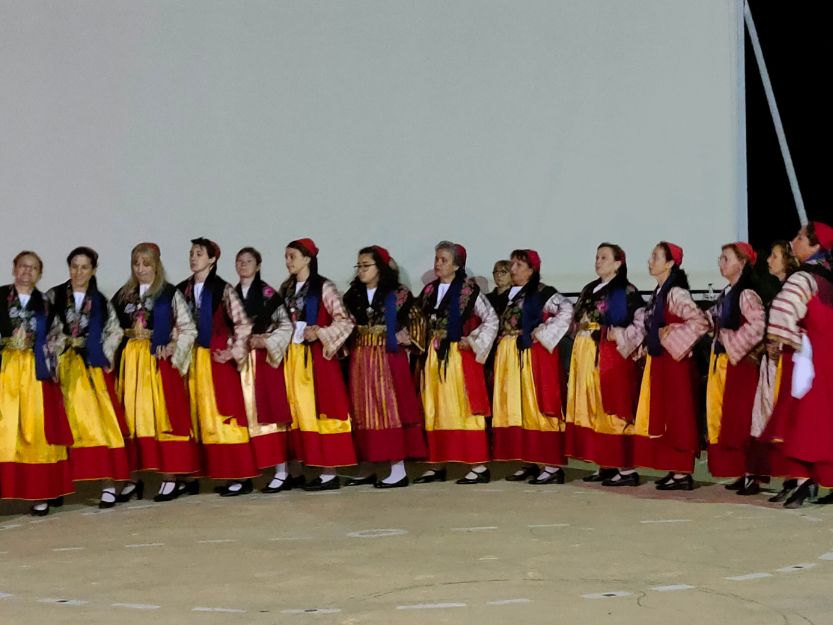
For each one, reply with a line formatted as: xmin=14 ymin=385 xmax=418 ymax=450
xmin=811 ymin=221 xmax=833 ymax=251
xmin=291 ymin=238 xmax=319 ymax=257
xmin=662 ymin=241 xmax=684 ymax=267
xmin=454 ymin=243 xmax=467 ymax=267
xmin=525 ymin=249 xmax=542 ymax=272
xmin=731 ymin=241 xmax=757 ymax=265
xmin=372 ymin=245 xmax=392 ymax=265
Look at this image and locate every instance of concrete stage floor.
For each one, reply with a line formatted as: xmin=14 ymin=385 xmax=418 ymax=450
xmin=1 ymin=461 xmax=832 ymax=625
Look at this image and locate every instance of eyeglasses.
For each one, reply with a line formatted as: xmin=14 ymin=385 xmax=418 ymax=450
xmin=354 ymin=263 xmax=376 ymax=270
xmin=492 ymin=270 xmax=509 ymax=275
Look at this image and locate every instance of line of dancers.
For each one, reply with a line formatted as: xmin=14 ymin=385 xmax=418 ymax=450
xmin=1 ymin=221 xmax=831 ymax=516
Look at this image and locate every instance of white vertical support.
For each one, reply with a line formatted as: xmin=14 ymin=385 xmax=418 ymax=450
xmin=743 ymin=0 xmax=808 ymax=225
xmin=735 ymin=0 xmax=748 ymax=240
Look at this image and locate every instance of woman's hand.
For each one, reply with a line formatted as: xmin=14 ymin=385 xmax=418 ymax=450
xmin=395 ymin=329 xmax=411 ymax=346
xmin=212 ymin=349 xmax=234 ymax=363
xmin=303 ymin=325 xmax=320 ymax=342
xmin=250 ymin=335 xmax=267 ymax=350
xmin=155 ymin=344 xmax=174 ymax=360
xmin=458 ymin=338 xmax=472 ymax=351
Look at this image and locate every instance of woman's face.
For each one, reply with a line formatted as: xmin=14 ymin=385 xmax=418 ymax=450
xmin=132 ymin=253 xmax=156 ymax=285
xmin=355 ymin=253 xmax=379 ymax=286
xmin=767 ymin=245 xmax=787 ymax=279
xmin=285 ymin=247 xmax=311 ymax=277
xmin=648 ymin=245 xmax=672 ymax=279
xmin=189 ymin=244 xmax=215 ymax=275
xmin=492 ymin=263 xmax=511 ymax=290
xmin=13 ymin=254 xmax=41 ymax=289
xmin=595 ymin=246 xmax=621 ymax=280
xmin=434 ymin=249 xmax=458 ymax=282
xmin=510 ymin=257 xmax=534 ymax=286
xmin=235 ymin=253 xmax=259 ymax=281
xmin=718 ymin=246 xmax=745 ymax=283
xmin=69 ymin=254 xmax=96 ymax=291
xmin=791 ymin=227 xmax=819 ymax=263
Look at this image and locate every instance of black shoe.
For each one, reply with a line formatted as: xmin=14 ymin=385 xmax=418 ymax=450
xmin=343 ymin=474 xmax=377 ymax=487
xmin=506 ymin=465 xmax=540 ymax=482
xmin=736 ymin=477 xmax=760 ymax=496
xmin=98 ymin=491 xmax=118 ymax=509
xmin=30 ymin=503 xmax=50 ymax=517
xmin=47 ymin=496 xmax=64 ymax=508
xmin=656 ymin=474 xmax=694 ymax=491
xmin=153 ymin=482 xmax=181 ymax=502
xmin=176 ymin=479 xmax=200 ymax=496
xmin=816 ymin=492 xmax=833 ymax=505
xmin=529 ymin=468 xmax=564 ymax=485
xmin=288 ymin=474 xmax=306 ymax=489
xmin=116 ymin=480 xmax=144 ymax=503
xmin=724 ymin=476 xmax=745 ymax=491
xmin=219 ymin=479 xmax=253 ymax=497
xmin=303 ymin=476 xmax=341 ymax=491
xmin=602 ymin=471 xmax=640 ymax=487
xmin=261 ymin=477 xmax=292 ymax=494
xmin=583 ymin=468 xmax=617 ymax=483
xmin=413 ymin=468 xmax=447 ymax=484
xmin=374 ymin=476 xmax=409 ymax=489
xmin=654 ymin=472 xmax=674 ymax=485
xmin=456 ymin=468 xmax=491 ymax=485
xmin=784 ymin=480 xmax=816 ymax=509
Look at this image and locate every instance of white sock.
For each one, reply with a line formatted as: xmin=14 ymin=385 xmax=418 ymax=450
xmin=420 ymin=467 xmax=441 ymax=478
xmin=158 ymin=481 xmax=176 ymax=496
xmin=619 ymin=469 xmax=635 ymax=475
xmin=32 ymin=502 xmax=48 ymax=511
xmin=472 ymin=464 xmax=487 ymax=473
xmin=319 ymin=469 xmax=336 ymax=483
xmin=274 ymin=463 xmax=288 ymax=481
xmin=383 ymin=461 xmax=406 ymax=484
xmin=100 ymin=487 xmax=116 ymax=503
xmin=120 ymin=482 xmax=136 ymax=496
xmin=536 ymin=466 xmax=560 ymax=481
xmin=226 ymin=481 xmax=242 ymax=492
xmin=673 ymin=473 xmax=687 ymax=480
xmin=267 ymin=476 xmax=285 ymax=489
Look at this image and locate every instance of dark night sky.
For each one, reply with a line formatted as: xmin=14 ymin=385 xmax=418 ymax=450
xmin=745 ymin=0 xmax=832 ymax=248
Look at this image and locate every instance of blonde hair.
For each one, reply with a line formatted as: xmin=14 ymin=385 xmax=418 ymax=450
xmin=119 ymin=242 xmax=167 ymax=300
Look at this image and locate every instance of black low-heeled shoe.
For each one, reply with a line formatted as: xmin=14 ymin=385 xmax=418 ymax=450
xmin=219 ymin=479 xmax=254 ymax=497
xmin=47 ymin=496 xmax=64 ymax=508
xmin=153 ymin=483 xmax=181 ymax=502
xmin=176 ymin=479 xmax=200 ymax=496
xmin=656 ymin=474 xmax=694 ymax=491
xmin=116 ymin=480 xmax=145 ymax=503
xmin=736 ymin=477 xmax=760 ymax=496
xmin=784 ymin=480 xmax=817 ymax=509
xmin=654 ymin=472 xmax=674 ymax=485
xmin=374 ymin=476 xmax=409 ymax=489
xmin=602 ymin=471 xmax=640 ymax=487
xmin=583 ymin=468 xmax=617 ymax=483
xmin=30 ymin=503 xmax=50 ymax=517
xmin=288 ymin=475 xmax=306 ymax=489
xmin=529 ymin=468 xmax=564 ymax=485
xmin=344 ymin=474 xmax=377 ymax=487
xmin=303 ymin=476 xmax=341 ymax=491
xmin=262 ymin=478 xmax=292 ymax=494
xmin=413 ymin=468 xmax=447 ymax=484
xmin=456 ymin=468 xmax=491 ymax=485
xmin=506 ymin=465 xmax=540 ymax=482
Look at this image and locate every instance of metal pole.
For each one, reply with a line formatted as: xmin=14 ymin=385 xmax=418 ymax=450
xmin=743 ymin=0 xmax=807 ymax=225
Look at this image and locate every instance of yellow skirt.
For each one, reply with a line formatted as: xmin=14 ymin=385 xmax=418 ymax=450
xmin=492 ymin=336 xmax=563 ymax=433
xmin=420 ymin=342 xmax=485 ymax=433
xmin=566 ymin=334 xmax=633 ymax=435
xmin=705 ymin=352 xmax=728 ymax=444
xmin=189 ymin=347 xmax=250 ymax=445
xmin=58 ymin=350 xmax=126 ymax=451
xmin=119 ymin=339 xmax=193 ymax=442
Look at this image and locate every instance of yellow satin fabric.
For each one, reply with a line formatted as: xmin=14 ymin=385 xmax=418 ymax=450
xmin=0 ymin=348 xmax=68 ymax=464
xmin=633 ymin=355 xmax=654 ymax=438
xmin=566 ymin=333 xmax=634 ymax=435
xmin=492 ymin=336 xmax=564 ymax=432
xmin=705 ymin=352 xmax=728 ymax=444
xmin=118 ymin=338 xmax=192 ymax=442
xmin=283 ymin=344 xmax=352 ymax=435
xmin=58 ymin=350 xmax=125 ymax=450
xmin=773 ymin=356 xmax=783 ymax=407
xmin=189 ymin=347 xmax=250 ymax=445
xmin=240 ymin=351 xmax=288 ymax=438
xmin=420 ymin=342 xmax=485 ymax=432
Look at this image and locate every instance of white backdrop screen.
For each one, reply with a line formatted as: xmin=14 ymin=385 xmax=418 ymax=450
xmin=0 ymin=0 xmax=744 ymax=295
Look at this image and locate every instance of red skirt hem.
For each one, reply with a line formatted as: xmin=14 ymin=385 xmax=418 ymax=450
xmin=251 ymin=432 xmax=288 ymax=469
xmin=565 ymin=424 xmax=633 ymax=468
xmin=202 ymin=443 xmax=259 ymax=479
xmin=289 ymin=430 xmax=357 ymax=467
xmin=69 ymin=445 xmax=131 ymax=481
xmin=633 ymin=436 xmax=696 ymax=474
xmin=426 ymin=430 xmax=489 ymax=464
xmin=132 ymin=437 xmax=202 ymax=475
xmin=0 ymin=460 xmax=74 ymax=501
xmin=353 ymin=426 xmax=427 ymax=463
xmin=492 ymin=426 xmax=566 ymax=465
